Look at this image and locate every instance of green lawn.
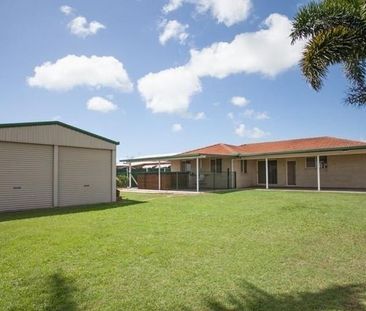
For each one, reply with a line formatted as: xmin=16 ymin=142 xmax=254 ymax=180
xmin=1 ymin=190 xmax=365 ymax=310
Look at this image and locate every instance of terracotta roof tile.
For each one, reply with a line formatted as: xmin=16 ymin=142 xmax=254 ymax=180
xmin=182 ymin=143 xmax=241 ymax=156
xmin=181 ymin=137 xmax=366 ymax=156
xmin=238 ymin=136 xmax=366 ymax=155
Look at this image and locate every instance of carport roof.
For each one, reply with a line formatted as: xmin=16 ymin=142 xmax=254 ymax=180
xmin=0 ymin=121 xmax=119 ymax=145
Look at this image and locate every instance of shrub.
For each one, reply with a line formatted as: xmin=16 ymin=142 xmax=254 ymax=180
xmin=116 ymin=174 xmax=128 ymax=188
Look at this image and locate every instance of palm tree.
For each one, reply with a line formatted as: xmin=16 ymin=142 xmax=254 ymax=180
xmin=291 ymin=0 xmax=366 ymax=106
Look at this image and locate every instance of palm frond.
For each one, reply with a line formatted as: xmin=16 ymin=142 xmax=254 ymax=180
xmin=346 ymin=83 xmax=366 ymax=106
xmin=291 ymin=0 xmax=364 ymax=44
xmin=344 ymin=60 xmax=365 ymax=85
xmin=301 ymin=26 xmax=361 ymax=90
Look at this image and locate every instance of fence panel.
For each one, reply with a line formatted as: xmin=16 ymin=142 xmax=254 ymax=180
xmin=136 ymin=171 xmax=236 ymax=191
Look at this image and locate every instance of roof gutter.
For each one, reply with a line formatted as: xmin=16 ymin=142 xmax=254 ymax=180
xmin=238 ymin=145 xmax=366 ymax=158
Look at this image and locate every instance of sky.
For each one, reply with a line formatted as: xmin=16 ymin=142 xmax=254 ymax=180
xmin=0 ymin=0 xmax=365 ymax=160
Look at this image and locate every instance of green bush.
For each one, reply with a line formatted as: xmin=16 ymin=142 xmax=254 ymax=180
xmin=116 ymin=174 xmax=128 ymax=188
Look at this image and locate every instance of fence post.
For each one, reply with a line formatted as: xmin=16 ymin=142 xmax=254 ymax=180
xmin=213 ymin=171 xmax=216 ymax=190
xmin=158 ymin=161 xmax=161 ymax=190
xmin=227 ymin=168 xmax=230 ymax=189
xmin=176 ymin=172 xmax=178 ymax=190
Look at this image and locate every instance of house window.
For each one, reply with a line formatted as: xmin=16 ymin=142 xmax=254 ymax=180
xmin=241 ymin=160 xmax=247 ymax=173
xmin=306 ymin=157 xmax=316 ymax=168
xmin=306 ymin=156 xmax=328 ymax=168
xmin=319 ymin=156 xmax=328 ymax=168
xmin=181 ymin=160 xmax=192 ymax=172
xmin=210 ymin=159 xmax=222 ymax=173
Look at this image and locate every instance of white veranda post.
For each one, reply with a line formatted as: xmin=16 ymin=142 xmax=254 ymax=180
xmin=128 ymin=163 xmax=132 ymax=188
xmin=158 ymin=161 xmax=161 ymax=191
xmin=265 ymin=158 xmax=269 ymax=190
xmin=196 ymin=158 xmax=200 ymax=192
xmin=231 ymin=159 xmax=235 ymax=188
xmin=317 ymin=155 xmax=321 ymax=191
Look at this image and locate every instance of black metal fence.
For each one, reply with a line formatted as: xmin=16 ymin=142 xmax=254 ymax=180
xmin=135 ymin=171 xmax=236 ymax=191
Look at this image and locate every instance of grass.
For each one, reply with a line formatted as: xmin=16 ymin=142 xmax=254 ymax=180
xmin=0 ymin=190 xmax=365 ymax=310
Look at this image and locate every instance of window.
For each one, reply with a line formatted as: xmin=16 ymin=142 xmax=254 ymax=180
xmin=211 ymin=158 xmax=222 ymax=173
xmin=241 ymin=160 xmax=247 ymax=173
xmin=210 ymin=159 xmax=215 ymax=173
xmin=320 ymin=156 xmax=328 ymax=168
xmin=181 ymin=160 xmax=191 ymax=172
xmin=306 ymin=156 xmax=328 ymax=169
xmin=216 ymin=159 xmax=222 ymax=173
xmin=306 ymin=157 xmax=316 ymax=168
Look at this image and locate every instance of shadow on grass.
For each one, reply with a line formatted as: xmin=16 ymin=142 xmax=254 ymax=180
xmin=185 ymin=281 xmax=366 ymax=311
xmin=205 ymin=189 xmax=248 ymax=195
xmin=0 ymin=199 xmax=145 ymax=223
xmin=45 ymin=272 xmax=77 ymax=311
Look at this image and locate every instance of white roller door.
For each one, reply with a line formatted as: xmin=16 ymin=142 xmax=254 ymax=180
xmin=0 ymin=142 xmax=53 ymax=211
xmin=58 ymin=147 xmax=111 ymax=207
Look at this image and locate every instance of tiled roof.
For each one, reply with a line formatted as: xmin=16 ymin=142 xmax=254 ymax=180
xmin=182 ymin=143 xmax=241 ymax=156
xmin=182 ymin=137 xmax=366 ymax=156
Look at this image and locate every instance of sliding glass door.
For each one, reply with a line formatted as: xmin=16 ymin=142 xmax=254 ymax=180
xmin=258 ymin=160 xmax=277 ymax=185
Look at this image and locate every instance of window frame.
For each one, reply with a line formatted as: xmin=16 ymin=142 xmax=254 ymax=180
xmin=181 ymin=160 xmax=192 ymax=172
xmin=210 ymin=158 xmax=223 ymax=173
xmin=305 ymin=156 xmax=328 ymax=169
xmin=319 ymin=156 xmax=328 ymax=169
xmin=305 ymin=157 xmax=316 ymax=169
xmin=241 ymin=159 xmax=248 ymax=174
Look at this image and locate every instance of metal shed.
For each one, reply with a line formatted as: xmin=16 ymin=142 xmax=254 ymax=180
xmin=0 ymin=121 xmax=118 ymax=211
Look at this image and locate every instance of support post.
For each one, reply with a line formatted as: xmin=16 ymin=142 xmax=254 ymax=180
xmin=231 ymin=158 xmax=235 ymax=189
xmin=158 ymin=161 xmax=161 ymax=190
xmin=317 ymin=155 xmax=321 ymax=191
xmin=128 ymin=163 xmax=132 ymax=188
xmin=196 ymin=157 xmax=200 ymax=192
xmin=265 ymin=158 xmax=269 ymax=190
xmin=53 ymin=145 xmax=59 ymax=207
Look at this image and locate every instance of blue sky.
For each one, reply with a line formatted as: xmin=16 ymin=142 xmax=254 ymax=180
xmin=0 ymin=0 xmax=365 ymax=159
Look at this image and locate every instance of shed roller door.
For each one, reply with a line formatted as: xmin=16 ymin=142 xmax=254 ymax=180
xmin=0 ymin=142 xmax=53 ymax=211
xmin=58 ymin=147 xmax=111 ymax=207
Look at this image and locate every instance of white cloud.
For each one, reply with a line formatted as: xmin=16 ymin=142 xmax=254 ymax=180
xmin=159 ymin=20 xmax=189 ymax=45
xmin=231 ymin=96 xmax=249 ymax=107
xmin=194 ymin=112 xmax=206 ymax=120
xmin=255 ymin=111 xmax=270 ymax=120
xmin=163 ymin=0 xmax=184 ymax=13
xmin=243 ymin=109 xmax=270 ymax=120
xmin=27 ymin=55 xmax=133 ymax=92
xmin=188 ymin=14 xmax=304 ymax=78
xmin=172 ymin=123 xmax=183 ymax=132
xmin=68 ymin=16 xmax=105 ymax=38
xmin=227 ymin=112 xmax=234 ymax=120
xmin=235 ymin=123 xmax=269 ymax=138
xmin=60 ymin=5 xmax=73 ymax=15
xmin=137 ymin=66 xmax=201 ymax=114
xmin=163 ymin=0 xmax=252 ymax=26
xmin=86 ymin=96 xmax=117 ymax=113
xmin=138 ymin=14 xmax=304 ymax=114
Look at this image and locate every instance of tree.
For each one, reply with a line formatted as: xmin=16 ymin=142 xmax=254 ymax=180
xmin=291 ymin=0 xmax=366 ymax=106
